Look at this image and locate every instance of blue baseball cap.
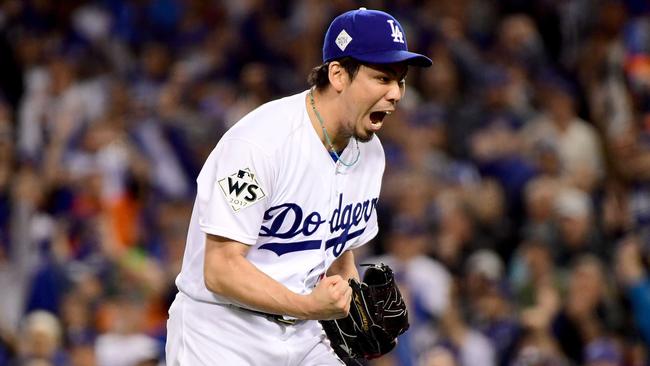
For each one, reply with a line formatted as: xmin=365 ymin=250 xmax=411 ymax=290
xmin=323 ymin=8 xmax=432 ymax=67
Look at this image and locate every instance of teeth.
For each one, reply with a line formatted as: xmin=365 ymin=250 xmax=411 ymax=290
xmin=385 ymin=111 xmax=392 ymax=115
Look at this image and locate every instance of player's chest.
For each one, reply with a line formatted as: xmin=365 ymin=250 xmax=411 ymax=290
xmin=259 ymin=157 xmax=379 ymax=242
xmin=270 ymin=152 xmax=381 ymax=215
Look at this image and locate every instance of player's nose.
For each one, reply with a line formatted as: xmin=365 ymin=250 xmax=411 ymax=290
xmin=385 ymin=80 xmax=403 ymax=105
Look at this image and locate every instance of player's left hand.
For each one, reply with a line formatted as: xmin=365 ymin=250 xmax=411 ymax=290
xmin=320 ymin=263 xmax=410 ymax=361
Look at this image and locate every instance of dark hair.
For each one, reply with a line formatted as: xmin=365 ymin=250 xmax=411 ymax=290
xmin=307 ymin=57 xmax=362 ymax=91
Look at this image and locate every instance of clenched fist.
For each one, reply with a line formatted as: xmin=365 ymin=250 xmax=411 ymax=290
xmin=304 ymin=275 xmax=352 ymax=320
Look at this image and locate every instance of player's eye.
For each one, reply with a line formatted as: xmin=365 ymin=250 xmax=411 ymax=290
xmin=377 ymin=76 xmax=390 ymax=83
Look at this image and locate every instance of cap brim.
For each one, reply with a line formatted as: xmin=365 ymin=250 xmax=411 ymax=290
xmin=351 ymin=50 xmax=432 ymax=67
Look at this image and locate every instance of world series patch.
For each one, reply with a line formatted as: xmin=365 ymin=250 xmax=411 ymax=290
xmin=218 ymin=168 xmax=266 ymax=212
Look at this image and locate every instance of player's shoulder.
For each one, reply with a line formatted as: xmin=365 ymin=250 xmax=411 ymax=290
xmin=221 ymin=91 xmax=309 ymax=151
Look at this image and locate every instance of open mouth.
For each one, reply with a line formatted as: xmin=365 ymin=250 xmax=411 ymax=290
xmin=369 ymin=111 xmax=391 ymax=130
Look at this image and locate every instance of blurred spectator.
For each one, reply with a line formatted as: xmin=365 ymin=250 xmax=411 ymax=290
xmin=521 ymin=75 xmax=605 ymax=192
xmin=551 ymin=255 xmax=622 ymax=365
xmin=510 ymin=238 xmax=559 ymax=312
xmin=419 ymin=345 xmax=458 ymax=366
xmin=15 ymin=310 xmax=68 ymax=366
xmin=615 ymin=234 xmax=650 ymax=346
xmin=583 ymin=337 xmax=623 ymax=366
xmin=59 ymin=290 xmax=96 ymax=349
xmin=492 ymin=14 xmax=548 ymax=76
xmin=514 ymin=279 xmax=568 ymax=366
xmin=521 ymin=177 xmax=560 ymax=245
xmin=381 ymin=171 xmax=438 ymax=242
xmin=69 ymin=341 xmax=96 ymax=366
xmin=364 ymin=221 xmax=452 ymax=366
xmin=464 ymin=250 xmax=520 ymax=366
xmin=94 ymin=296 xmax=161 ymax=366
xmin=465 ymin=179 xmax=514 ymax=261
xmin=436 ymin=282 xmax=496 ymax=366
xmin=552 ymin=187 xmax=607 ymax=268
xmin=600 ymin=180 xmax=635 ymax=243
xmin=432 ymin=191 xmax=478 ymax=275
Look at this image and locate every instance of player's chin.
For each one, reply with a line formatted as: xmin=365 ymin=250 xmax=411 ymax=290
xmin=355 ymin=130 xmax=375 ymax=142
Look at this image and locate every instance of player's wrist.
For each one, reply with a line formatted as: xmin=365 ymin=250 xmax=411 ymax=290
xmin=288 ymin=293 xmax=316 ymax=320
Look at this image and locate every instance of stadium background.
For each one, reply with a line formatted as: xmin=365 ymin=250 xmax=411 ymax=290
xmin=0 ymin=0 xmax=650 ymax=365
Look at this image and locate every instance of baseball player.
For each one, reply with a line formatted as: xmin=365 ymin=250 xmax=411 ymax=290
xmin=165 ymin=8 xmax=432 ymax=365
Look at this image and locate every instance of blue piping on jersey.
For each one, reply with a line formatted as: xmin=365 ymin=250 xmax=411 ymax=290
xmin=259 ymin=226 xmax=366 ymax=256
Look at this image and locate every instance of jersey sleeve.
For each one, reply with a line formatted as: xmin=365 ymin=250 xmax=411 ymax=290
xmin=195 ymin=138 xmax=275 ymax=245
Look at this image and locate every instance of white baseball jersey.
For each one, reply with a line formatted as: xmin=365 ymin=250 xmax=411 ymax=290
xmin=175 ymin=90 xmax=384 ymax=308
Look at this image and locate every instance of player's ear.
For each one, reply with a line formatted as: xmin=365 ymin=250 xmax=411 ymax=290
xmin=328 ymin=61 xmax=349 ymax=93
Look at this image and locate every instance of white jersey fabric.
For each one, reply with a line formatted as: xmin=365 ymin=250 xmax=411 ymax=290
xmin=175 ymin=89 xmax=384 ymax=308
xmin=166 ymin=291 xmax=344 ymax=365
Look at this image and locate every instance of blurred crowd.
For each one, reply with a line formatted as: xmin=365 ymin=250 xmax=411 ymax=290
xmin=0 ymin=0 xmax=650 ymax=365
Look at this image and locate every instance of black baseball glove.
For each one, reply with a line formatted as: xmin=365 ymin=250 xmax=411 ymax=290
xmin=320 ymin=263 xmax=409 ymax=362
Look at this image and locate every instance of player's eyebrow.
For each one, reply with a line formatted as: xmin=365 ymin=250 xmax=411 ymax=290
xmin=367 ymin=63 xmax=408 ymax=81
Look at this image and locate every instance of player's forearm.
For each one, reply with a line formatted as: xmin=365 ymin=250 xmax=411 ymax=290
xmin=327 ymin=250 xmax=359 ymax=281
xmin=203 ymin=235 xmax=313 ymax=319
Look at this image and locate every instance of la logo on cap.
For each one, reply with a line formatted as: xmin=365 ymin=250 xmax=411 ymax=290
xmin=387 ymin=20 xmax=404 ymax=43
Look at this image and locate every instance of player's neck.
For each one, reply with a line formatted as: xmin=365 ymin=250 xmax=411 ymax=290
xmin=307 ymin=88 xmax=350 ymax=153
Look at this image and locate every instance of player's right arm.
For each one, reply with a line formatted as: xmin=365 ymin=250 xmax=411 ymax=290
xmin=204 ymin=234 xmax=351 ymax=320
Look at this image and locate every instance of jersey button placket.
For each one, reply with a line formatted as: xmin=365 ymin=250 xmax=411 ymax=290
xmin=323 ymin=167 xmax=339 ymax=264
xmin=330 ymin=167 xmax=349 ymax=261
